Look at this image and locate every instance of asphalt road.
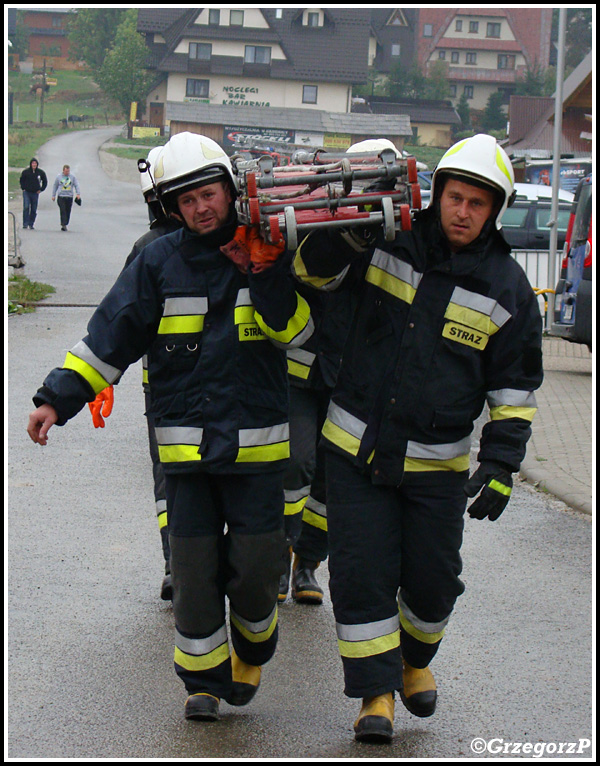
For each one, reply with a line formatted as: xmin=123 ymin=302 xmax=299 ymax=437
xmin=6 ymin=127 xmax=594 ymax=760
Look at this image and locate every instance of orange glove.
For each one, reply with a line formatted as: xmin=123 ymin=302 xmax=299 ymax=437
xmin=220 ymin=227 xmax=285 ymax=273
xmin=88 ymin=385 xmax=114 ymax=428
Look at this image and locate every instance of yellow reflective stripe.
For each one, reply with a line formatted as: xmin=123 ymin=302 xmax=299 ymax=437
xmin=399 ymin=610 xmax=445 ymax=645
xmin=496 ymin=146 xmax=513 ymax=183
xmin=338 ymin=630 xmax=400 ymax=659
xmin=303 ymin=506 xmax=327 ymax=531
xmin=157 ymin=315 xmax=204 ymax=334
xmin=404 ymin=454 xmax=470 ymax=473
xmin=234 ymin=305 xmax=256 ymax=324
xmin=322 ymin=418 xmax=362 ymax=457
xmin=236 ymin=441 xmax=290 ymax=463
xmin=489 ymin=478 xmax=512 ymax=496
xmin=63 ymin=351 xmax=110 ymax=395
xmin=157 ymin=510 xmax=168 ymax=530
xmin=365 ymin=264 xmax=417 ymax=304
xmin=489 ymin=405 xmax=537 ymax=422
xmin=444 ymin=303 xmax=500 ymax=335
xmin=255 ymin=293 xmax=312 ymax=347
xmin=288 ymin=358 xmax=311 ymax=379
xmin=230 ymin=609 xmax=278 ymax=644
xmin=285 ymin=497 xmax=307 ymax=517
xmin=174 ymin=642 xmax=229 ymax=672
xmin=158 ymin=444 xmax=202 ymax=463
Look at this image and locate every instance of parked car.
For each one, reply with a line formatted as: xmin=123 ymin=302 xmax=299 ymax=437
xmin=500 ymin=183 xmax=574 ymax=250
xmin=551 ymin=174 xmax=593 ymax=349
xmin=417 ymin=171 xmax=432 ymax=208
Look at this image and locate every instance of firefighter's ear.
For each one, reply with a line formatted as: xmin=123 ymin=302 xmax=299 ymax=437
xmin=170 ymin=211 xmax=183 ymax=222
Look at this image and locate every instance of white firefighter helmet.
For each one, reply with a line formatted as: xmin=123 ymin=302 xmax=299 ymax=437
xmin=154 ymin=132 xmax=237 ymax=209
xmin=431 ymin=134 xmax=515 ymax=228
xmin=140 ymin=145 xmax=164 ymax=200
xmin=347 ymin=138 xmax=401 ymax=158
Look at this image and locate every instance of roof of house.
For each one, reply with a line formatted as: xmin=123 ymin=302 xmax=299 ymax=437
xmin=137 ymin=8 xmax=371 ymax=85
xmin=365 ymin=98 xmax=461 ymax=126
xmin=167 ymin=101 xmax=412 ymax=138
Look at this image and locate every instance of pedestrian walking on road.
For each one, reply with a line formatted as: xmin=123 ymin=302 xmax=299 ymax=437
xmin=19 ymin=158 xmax=48 ymax=229
xmin=51 ymin=164 xmax=81 ymax=231
xmin=292 ymin=134 xmax=543 ymax=743
xmin=27 ymin=132 xmax=313 ymax=724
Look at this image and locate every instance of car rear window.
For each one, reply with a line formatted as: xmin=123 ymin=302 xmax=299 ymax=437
xmin=536 ymin=206 xmax=571 ymax=233
xmin=501 ymin=207 xmax=528 ymax=228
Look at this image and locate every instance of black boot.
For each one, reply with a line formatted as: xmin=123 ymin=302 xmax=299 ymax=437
xmin=291 ymin=555 xmax=323 ymax=604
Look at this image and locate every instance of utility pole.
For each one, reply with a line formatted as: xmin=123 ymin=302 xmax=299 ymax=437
xmin=39 ymin=58 xmax=47 ymax=125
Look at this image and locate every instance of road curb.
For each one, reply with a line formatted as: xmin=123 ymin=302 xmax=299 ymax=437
xmin=520 ymin=460 xmax=593 ymax=515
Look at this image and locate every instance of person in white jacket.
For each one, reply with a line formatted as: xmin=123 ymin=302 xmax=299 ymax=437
xmin=51 ymin=164 xmax=81 ymax=231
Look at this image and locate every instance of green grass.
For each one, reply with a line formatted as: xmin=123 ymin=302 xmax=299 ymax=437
xmin=8 ymin=275 xmax=56 ymax=314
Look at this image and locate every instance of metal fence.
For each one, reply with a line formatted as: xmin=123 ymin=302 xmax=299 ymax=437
xmin=512 ymin=249 xmax=560 ymax=326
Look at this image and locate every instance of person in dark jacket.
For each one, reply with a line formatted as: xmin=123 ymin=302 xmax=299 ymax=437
xmin=19 ymin=158 xmax=47 ymax=229
xmin=291 ymin=134 xmax=543 ymax=743
xmin=27 ymin=132 xmax=313 ymax=723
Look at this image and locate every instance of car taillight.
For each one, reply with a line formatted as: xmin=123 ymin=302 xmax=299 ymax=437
xmin=584 ymin=240 xmax=592 ymax=268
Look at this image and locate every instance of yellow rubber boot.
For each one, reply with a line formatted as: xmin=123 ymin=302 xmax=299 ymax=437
xmin=353 ymin=692 xmax=394 ymax=743
xmin=226 ymin=649 xmax=262 ymax=706
xmin=399 ymin=661 xmax=437 ymax=717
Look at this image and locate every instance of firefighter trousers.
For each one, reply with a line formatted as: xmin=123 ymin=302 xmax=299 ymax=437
xmin=144 ymin=391 xmax=169 ymax=570
xmin=283 ymin=386 xmax=330 ymax=562
xmin=165 ymin=470 xmax=286 ymax=698
xmin=326 ymin=451 xmax=467 ymax=699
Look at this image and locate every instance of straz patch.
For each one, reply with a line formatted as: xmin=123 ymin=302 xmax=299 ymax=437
xmin=238 ymin=323 xmax=266 ymax=341
xmin=442 ymin=321 xmax=489 ymax=350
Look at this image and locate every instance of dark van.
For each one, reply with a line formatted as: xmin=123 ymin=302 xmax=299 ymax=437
xmin=551 ymin=174 xmax=593 ymax=349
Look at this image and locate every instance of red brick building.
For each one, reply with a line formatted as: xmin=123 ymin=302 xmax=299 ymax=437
xmin=23 ymin=7 xmax=81 ymax=70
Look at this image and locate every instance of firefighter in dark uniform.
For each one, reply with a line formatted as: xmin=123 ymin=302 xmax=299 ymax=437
xmin=291 ymin=134 xmax=543 ymax=743
xmin=27 ymin=132 xmax=314 ymax=723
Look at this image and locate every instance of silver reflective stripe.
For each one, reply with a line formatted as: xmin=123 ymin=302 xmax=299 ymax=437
xmin=287 ymin=348 xmax=316 ymax=367
xmin=235 ymin=288 xmax=252 ymax=307
xmin=230 ymin=605 xmax=277 ymax=635
xmin=450 ymin=287 xmax=511 ymax=329
xmin=305 ymin=496 xmax=327 ymax=519
xmin=406 ymin=436 xmax=471 ymax=460
xmin=238 ymin=423 xmax=289 ymax=448
xmin=285 ymin=485 xmax=311 ymax=503
xmin=69 ymin=340 xmax=122 ymax=384
xmin=399 ymin=596 xmax=450 ymax=634
xmin=155 ymin=499 xmax=167 ymax=513
xmin=269 ymin=315 xmax=315 ymax=350
xmin=336 ymin=614 xmax=400 ymax=642
xmin=327 ymin=402 xmax=367 ymax=441
xmin=487 ymin=388 xmax=538 ymax=408
xmin=371 ymin=249 xmax=423 ymax=290
xmin=155 ymin=426 xmax=204 ymax=446
xmin=163 ymin=296 xmax=208 ymax=316
xmin=175 ymin=624 xmax=228 ymax=656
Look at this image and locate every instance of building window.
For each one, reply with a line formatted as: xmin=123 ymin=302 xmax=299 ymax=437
xmin=451 ymin=51 xmax=460 ymax=63
xmin=275 ymin=8 xmax=283 ymax=19
xmin=469 ymin=21 xmax=479 ymax=33
xmin=391 ymin=44 xmax=401 ymax=57
xmin=230 ymin=10 xmax=244 ymax=26
xmin=487 ymin=22 xmax=501 ymax=38
xmin=455 ymin=20 xmax=463 ymax=32
xmin=423 ymin=23 xmax=433 ymax=37
xmin=464 ymin=85 xmax=474 ymax=99
xmin=186 ymin=79 xmax=209 ymax=98
xmin=189 ymin=43 xmax=211 ymax=61
xmin=307 ymin=12 xmax=320 ymax=27
xmin=465 ymin=52 xmax=477 ymax=65
xmin=245 ymin=46 xmax=271 ymax=65
xmin=449 ymin=84 xmax=457 ymax=97
xmin=208 ymin=9 xmax=220 ymax=25
xmin=52 ymin=16 xmax=62 ymax=28
xmin=498 ymin=54 xmax=516 ymax=70
xmin=303 ymin=85 xmax=318 ymax=104
xmin=438 ymin=50 xmax=446 ymax=60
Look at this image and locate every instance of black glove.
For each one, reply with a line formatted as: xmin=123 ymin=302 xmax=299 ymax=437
xmin=464 ymin=461 xmax=513 ymax=521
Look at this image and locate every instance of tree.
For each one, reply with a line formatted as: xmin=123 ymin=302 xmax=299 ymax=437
xmin=456 ymin=92 xmax=471 ymax=129
xmin=515 ymin=61 xmax=554 ymax=97
xmin=98 ymin=10 xmax=153 ymax=118
xmin=481 ymin=92 xmax=507 ymax=133
xmin=423 ymin=60 xmax=450 ymax=101
xmin=552 ymin=8 xmax=593 ymax=73
xmin=388 ymin=63 xmax=426 ymax=101
xmin=67 ymin=8 xmax=128 ymax=79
